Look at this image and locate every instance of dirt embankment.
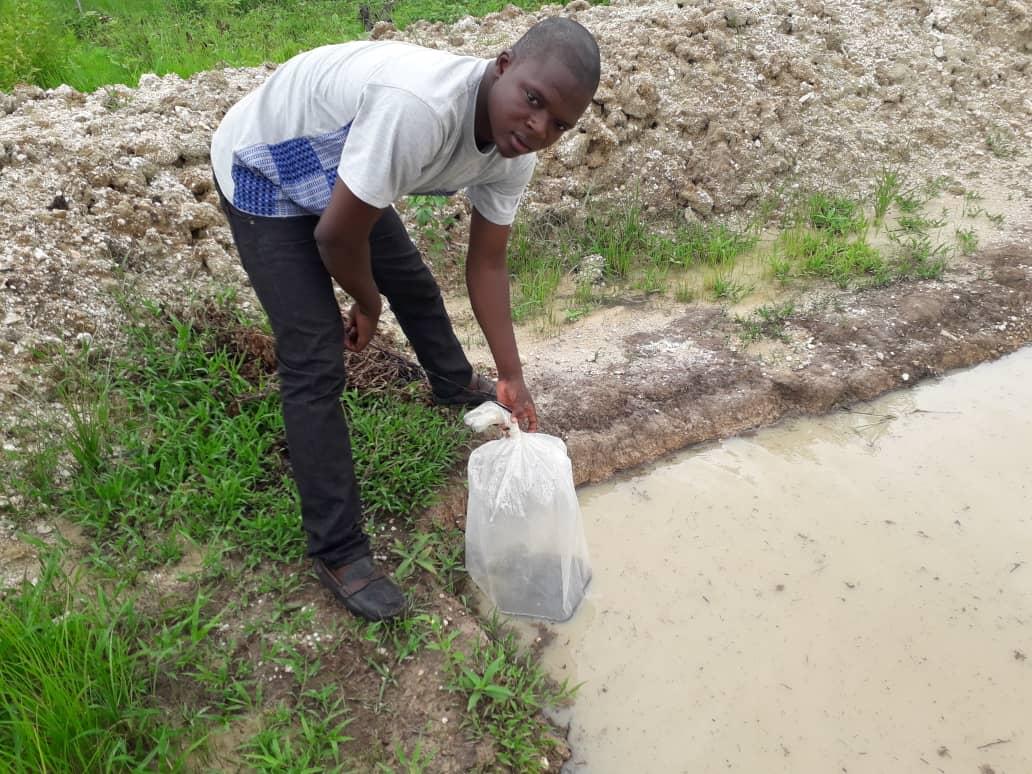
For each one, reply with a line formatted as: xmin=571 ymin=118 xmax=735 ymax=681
xmin=527 ymin=241 xmax=1032 ymax=486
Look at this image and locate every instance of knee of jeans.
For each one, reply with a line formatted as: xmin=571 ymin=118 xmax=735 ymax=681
xmin=277 ymin=353 xmax=345 ymax=403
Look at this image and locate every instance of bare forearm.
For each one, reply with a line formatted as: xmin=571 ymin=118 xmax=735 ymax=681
xmin=466 ymin=261 xmax=522 ymax=379
xmin=317 ymin=239 xmax=381 ymax=312
xmin=313 ymin=181 xmax=384 ymax=313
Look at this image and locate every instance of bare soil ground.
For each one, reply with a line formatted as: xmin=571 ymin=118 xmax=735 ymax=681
xmin=1 ymin=0 xmax=1030 ymax=767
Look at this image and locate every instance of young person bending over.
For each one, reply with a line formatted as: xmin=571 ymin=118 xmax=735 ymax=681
xmin=211 ymin=18 xmax=601 ymax=620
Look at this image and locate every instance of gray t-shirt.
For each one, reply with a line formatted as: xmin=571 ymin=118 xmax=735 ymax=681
xmin=211 ymin=41 xmax=536 ymax=225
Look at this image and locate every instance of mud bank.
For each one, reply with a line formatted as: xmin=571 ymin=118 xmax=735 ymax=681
xmin=520 ymin=242 xmax=1032 ymax=487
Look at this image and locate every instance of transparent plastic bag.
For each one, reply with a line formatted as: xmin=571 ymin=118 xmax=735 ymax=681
xmin=464 ymin=402 xmax=591 ymax=622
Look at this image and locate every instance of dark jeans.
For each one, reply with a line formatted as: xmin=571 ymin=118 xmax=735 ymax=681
xmin=217 ymin=188 xmax=473 ymax=567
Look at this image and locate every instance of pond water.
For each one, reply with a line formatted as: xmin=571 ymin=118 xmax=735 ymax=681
xmin=531 ymin=347 xmax=1032 ymax=773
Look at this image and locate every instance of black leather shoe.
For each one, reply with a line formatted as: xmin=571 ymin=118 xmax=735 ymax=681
xmin=432 ymin=373 xmax=497 ymax=407
xmin=313 ymin=556 xmax=407 ymax=621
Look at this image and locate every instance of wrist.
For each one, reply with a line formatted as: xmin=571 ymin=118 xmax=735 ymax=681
xmin=496 ymin=369 xmax=523 ymax=384
xmin=358 ymin=292 xmax=382 ymax=317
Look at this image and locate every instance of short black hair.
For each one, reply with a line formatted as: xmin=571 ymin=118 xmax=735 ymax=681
xmin=512 ymin=17 xmax=601 ymax=95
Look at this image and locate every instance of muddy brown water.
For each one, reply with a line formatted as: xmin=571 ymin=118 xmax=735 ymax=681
xmin=522 ymin=347 xmax=1032 ymax=773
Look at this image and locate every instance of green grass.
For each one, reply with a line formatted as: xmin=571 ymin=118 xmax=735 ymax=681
xmin=241 ymin=686 xmax=354 ymax=772
xmin=962 ymin=191 xmax=985 ymax=218
xmin=503 ymin=204 xmax=758 ymax=320
xmin=502 ymin=173 xmax=991 ymax=315
xmin=765 ymin=174 xmax=980 ymax=288
xmin=806 ymin=192 xmax=867 ymax=236
xmin=706 ymin=271 xmax=750 ymax=301
xmin=872 ymin=168 xmax=902 ymax=226
xmin=773 ymin=225 xmax=888 ymax=288
xmin=674 ymin=222 xmax=757 ymax=267
xmin=985 ymin=124 xmax=1019 ymax=159
xmin=0 ymin=0 xmax=586 ymax=92
xmin=955 ymin=227 xmax=978 ymax=256
xmin=344 ymin=390 xmax=468 ymax=520
xmin=15 ymin=297 xmax=466 ymax=570
xmin=3 ymin=289 xmax=565 ymax=769
xmin=896 ymin=212 xmax=946 ymax=234
xmin=0 ymin=551 xmax=194 ymax=772
xmin=580 ymin=204 xmax=652 ymax=279
xmin=892 ymin=234 xmax=949 ymax=280
xmin=674 ymin=279 xmax=697 ymax=303
xmin=511 ymin=258 xmax=563 ymax=323
xmin=406 ymin=195 xmax=455 ymax=257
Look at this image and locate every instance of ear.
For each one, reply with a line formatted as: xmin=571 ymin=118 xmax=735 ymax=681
xmin=494 ymin=49 xmax=513 ymax=75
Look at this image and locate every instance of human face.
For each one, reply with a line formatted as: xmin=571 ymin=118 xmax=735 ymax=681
xmin=485 ymin=52 xmax=594 ymax=158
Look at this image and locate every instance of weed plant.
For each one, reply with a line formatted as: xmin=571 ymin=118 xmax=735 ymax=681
xmin=891 ymin=234 xmax=949 ymax=280
xmin=806 ymin=193 xmax=867 ymax=236
xmin=962 ymin=191 xmax=985 ymax=218
xmin=505 ymin=203 xmax=758 ymax=320
xmin=407 ymin=195 xmax=455 ymax=257
xmin=706 ymin=271 xmax=751 ymax=301
xmin=580 ymin=204 xmax=651 ymax=278
xmin=343 ymin=389 xmax=467 ymax=521
xmin=955 ymin=227 xmax=978 ymax=256
xmin=773 ymin=225 xmax=887 ymax=288
xmin=893 ymin=188 xmax=925 ymax=215
xmin=767 ymin=173 xmax=975 ymax=288
xmin=241 ymin=686 xmax=354 ymax=772
xmin=434 ymin=619 xmax=575 ymax=770
xmin=872 ymin=168 xmax=901 ymax=226
xmin=675 ymin=222 xmax=757 ymax=267
xmin=985 ymin=124 xmax=1019 ymax=159
xmin=736 ymin=302 xmax=796 ymax=343
xmin=674 ymin=279 xmax=697 ymax=303
xmin=384 ymin=738 xmax=437 ymax=771
xmin=896 ymin=212 xmax=946 ymax=234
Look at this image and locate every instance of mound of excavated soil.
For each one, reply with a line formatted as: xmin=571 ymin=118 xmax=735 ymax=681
xmin=1 ymin=0 xmax=1031 ymax=453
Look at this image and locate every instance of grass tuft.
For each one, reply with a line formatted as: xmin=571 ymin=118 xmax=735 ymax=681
xmin=241 ymin=686 xmax=354 ymax=772
xmin=736 ymin=302 xmax=795 ymax=343
xmin=806 ymin=193 xmax=867 ymax=236
xmin=955 ymin=227 xmax=978 ymax=256
xmin=0 ymin=550 xmax=192 ymax=772
xmin=872 ymin=168 xmax=902 ymax=226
